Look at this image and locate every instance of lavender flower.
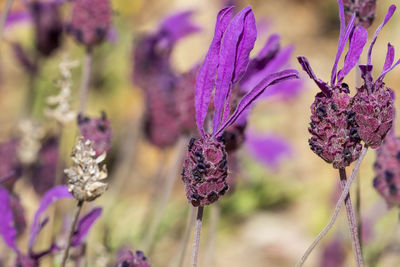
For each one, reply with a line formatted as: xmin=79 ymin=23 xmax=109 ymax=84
xmin=67 ymin=0 xmax=112 ymax=48
xmin=181 ymin=6 xmax=298 ymax=207
xmin=298 ymin=0 xmax=368 ymax=168
xmin=319 ymin=237 xmax=347 ymax=267
xmin=350 ymin=5 xmax=397 ymax=149
xmin=0 ymin=186 xmax=102 ymax=265
xmin=343 ymin=0 xmax=376 ymax=28
xmin=133 ymin=11 xmax=200 ymax=148
xmin=116 ymin=249 xmax=150 ymax=267
xmin=78 ymin=112 xmax=113 ymax=156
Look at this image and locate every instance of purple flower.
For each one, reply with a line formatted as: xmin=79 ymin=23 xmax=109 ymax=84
xmin=181 ymin=6 xmax=298 ymax=206
xmin=350 ymin=5 xmax=397 ymax=149
xmin=133 ymin=11 xmax=200 ymax=148
xmin=67 ymin=0 xmax=112 ymax=48
xmin=319 ymin=237 xmax=347 ymax=267
xmin=78 ymin=112 xmax=113 ymax=156
xmin=116 ymin=249 xmax=150 ymax=267
xmin=298 ymin=0 xmax=368 ymax=168
xmin=343 ymin=0 xmax=376 ymax=28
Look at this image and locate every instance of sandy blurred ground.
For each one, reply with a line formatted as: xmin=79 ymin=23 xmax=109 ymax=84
xmin=1 ymin=0 xmax=400 ymax=266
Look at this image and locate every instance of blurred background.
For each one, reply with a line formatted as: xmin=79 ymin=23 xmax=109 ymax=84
xmin=1 ymin=0 xmax=400 ymax=266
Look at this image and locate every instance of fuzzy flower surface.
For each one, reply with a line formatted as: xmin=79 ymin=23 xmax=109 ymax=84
xmin=298 ymin=0 xmax=368 ymax=168
xmin=181 ymin=6 xmax=298 ymax=207
xmin=64 ymin=137 xmax=108 ymax=202
xmin=351 ymin=5 xmax=397 ymax=149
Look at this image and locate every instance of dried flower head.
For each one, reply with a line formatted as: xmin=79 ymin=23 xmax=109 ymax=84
xmin=78 ymin=112 xmax=113 ymax=156
xmin=17 ymin=120 xmax=45 ymax=165
xmin=67 ymin=0 xmax=112 ymax=48
xmin=64 ymin=137 xmax=108 ymax=202
xmin=343 ymin=0 xmax=376 ymax=28
xmin=298 ymin=0 xmax=368 ymax=168
xmin=116 ymin=249 xmax=150 ymax=267
xmin=45 ymin=57 xmax=78 ymax=124
xmin=373 ymin=131 xmax=400 ymax=207
xmin=182 ymin=6 xmax=298 ymax=206
xmin=351 ymin=5 xmax=397 ymax=149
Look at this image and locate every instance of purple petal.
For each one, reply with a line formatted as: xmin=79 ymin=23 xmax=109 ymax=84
xmin=367 ymin=5 xmax=396 ymax=66
xmin=160 ymin=10 xmax=201 ymax=43
xmin=297 ymin=56 xmax=331 ymax=96
xmin=382 ymin=43 xmax=395 ymax=73
xmin=29 ymin=185 xmax=73 ymax=250
xmin=215 ymin=69 xmax=299 ymax=137
xmin=0 ymin=186 xmax=19 ymax=252
xmin=376 ymin=56 xmax=400 ymax=82
xmin=330 ymin=8 xmax=356 ymax=86
xmin=70 ymin=207 xmax=102 ymax=247
xmin=195 ymin=7 xmax=233 ymax=136
xmin=337 ymin=26 xmax=368 ymax=83
xmin=212 ymin=7 xmax=255 ymax=134
xmin=5 ymin=11 xmax=31 ymax=28
xmin=245 ymin=132 xmax=292 ymax=170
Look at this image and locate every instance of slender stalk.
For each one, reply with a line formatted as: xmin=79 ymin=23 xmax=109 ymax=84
xmin=203 ymin=204 xmax=220 ymax=266
xmin=355 ymin=59 xmax=362 ymax=252
xmin=61 ymin=200 xmax=84 ymax=267
xmin=0 ymin=0 xmax=13 ymax=39
xmin=339 ymin=168 xmax=363 ymax=267
xmin=295 ymin=146 xmax=368 ymax=267
xmin=143 ymin=136 xmax=188 ymax=253
xmin=79 ymin=48 xmax=93 ymax=113
xmin=192 ymin=206 xmax=204 ymax=267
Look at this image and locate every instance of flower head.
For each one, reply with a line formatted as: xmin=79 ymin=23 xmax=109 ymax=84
xmin=351 ymin=5 xmax=397 ymax=149
xmin=67 ymin=0 xmax=112 ymax=48
xmin=64 ymin=137 xmax=108 ymax=202
xmin=182 ymin=6 xmax=298 ymax=206
xmin=298 ymin=0 xmax=368 ymax=168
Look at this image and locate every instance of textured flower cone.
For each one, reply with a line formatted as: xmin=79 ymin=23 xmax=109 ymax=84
xmin=29 ymin=2 xmax=63 ymax=56
xmin=78 ymin=113 xmax=113 ymax=156
xmin=116 ymin=249 xmax=150 ymax=267
xmin=343 ymin=0 xmax=376 ymax=28
xmin=373 ymin=133 xmax=400 ymax=207
xmin=308 ymin=87 xmax=362 ymax=169
xmin=31 ymin=136 xmax=59 ymax=195
xmin=351 ymin=82 xmax=394 ymax=149
xmin=68 ymin=0 xmax=111 ymax=48
xmin=182 ymin=136 xmax=229 ymax=207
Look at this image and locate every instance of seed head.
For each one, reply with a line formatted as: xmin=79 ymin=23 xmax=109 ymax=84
xmin=64 ymin=137 xmax=108 ymax=202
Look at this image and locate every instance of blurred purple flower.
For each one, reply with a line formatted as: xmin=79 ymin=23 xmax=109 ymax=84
xmin=181 ymin=6 xmax=298 ymax=206
xmin=116 ymin=249 xmax=150 ymax=267
xmin=343 ymin=0 xmax=376 ymax=28
xmin=78 ymin=112 xmax=113 ymax=156
xmin=30 ymin=136 xmax=59 ymax=195
xmin=351 ymin=5 xmax=397 ymax=149
xmin=245 ymin=131 xmax=292 ymax=170
xmin=319 ymin=237 xmax=347 ymax=267
xmin=298 ymin=0 xmax=367 ymax=168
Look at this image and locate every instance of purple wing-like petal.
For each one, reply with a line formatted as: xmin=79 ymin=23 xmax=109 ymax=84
xmin=0 ymin=186 xmax=19 ymax=252
xmin=331 ymin=11 xmax=356 ymax=86
xmin=70 ymin=207 xmax=102 ymax=247
xmin=160 ymin=10 xmax=201 ymax=43
xmin=382 ymin=43 xmax=395 ymax=73
xmin=245 ymin=132 xmax=292 ymax=170
xmin=29 ymin=185 xmax=73 ymax=250
xmin=212 ymin=7 xmax=255 ymax=134
xmin=337 ymin=26 xmax=368 ymax=83
xmin=215 ymin=69 xmax=299 ymax=137
xmin=367 ymin=5 xmax=396 ymax=65
xmin=297 ymin=56 xmax=330 ymax=96
xmin=195 ymin=7 xmax=233 ymax=136
xmin=376 ymin=56 xmax=400 ymax=82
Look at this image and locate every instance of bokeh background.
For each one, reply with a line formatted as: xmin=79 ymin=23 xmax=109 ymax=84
xmin=1 ymin=0 xmax=400 ymax=266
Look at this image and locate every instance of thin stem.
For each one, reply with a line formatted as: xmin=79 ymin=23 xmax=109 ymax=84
xmin=142 ymin=136 xmax=188 ymax=253
xmin=79 ymin=48 xmax=93 ymax=113
xmin=61 ymin=200 xmax=84 ymax=267
xmin=192 ymin=206 xmax=204 ymax=267
xmin=339 ymin=168 xmax=364 ymax=267
xmin=0 ymin=0 xmax=13 ymax=39
xmin=203 ymin=204 xmax=220 ymax=266
xmin=295 ymin=146 xmax=368 ymax=267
